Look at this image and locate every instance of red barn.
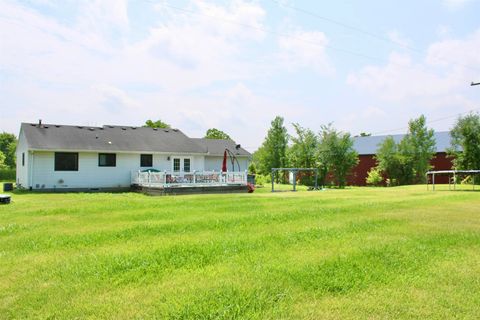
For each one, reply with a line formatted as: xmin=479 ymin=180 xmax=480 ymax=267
xmin=348 ymin=132 xmax=454 ymax=186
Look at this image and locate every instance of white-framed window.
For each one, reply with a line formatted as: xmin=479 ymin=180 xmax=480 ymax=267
xmin=172 ymin=157 xmax=192 ymax=172
xmin=184 ymin=158 xmax=191 ymax=172
xmin=173 ymin=158 xmax=181 ymax=172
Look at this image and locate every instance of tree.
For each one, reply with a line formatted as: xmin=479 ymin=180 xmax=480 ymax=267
xmin=143 ymin=119 xmax=170 ymax=129
xmin=449 ymin=113 xmax=480 ymax=170
xmin=401 ymin=115 xmax=436 ymax=183
xmin=375 ymin=136 xmax=403 ymax=185
xmin=366 ymin=167 xmax=383 ymax=186
xmin=0 ymin=151 xmax=6 ymax=169
xmin=204 ymin=128 xmax=231 ymax=140
xmin=248 ymin=162 xmax=257 ymax=175
xmin=0 ymin=132 xmax=17 ymax=168
xmin=319 ymin=125 xmax=358 ymax=188
xmin=375 ymin=115 xmax=436 ymax=185
xmin=256 ymin=116 xmax=288 ymax=182
xmin=287 ymin=123 xmax=318 ymax=185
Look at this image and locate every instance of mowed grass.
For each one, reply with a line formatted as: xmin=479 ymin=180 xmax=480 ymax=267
xmin=1 ymin=185 xmax=480 ymax=319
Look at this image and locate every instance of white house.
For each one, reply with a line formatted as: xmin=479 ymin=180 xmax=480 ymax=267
xmin=16 ymin=122 xmax=251 ymax=191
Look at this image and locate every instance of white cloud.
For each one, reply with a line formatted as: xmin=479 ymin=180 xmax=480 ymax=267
xmin=387 ymin=30 xmax=411 ymax=48
xmin=347 ymin=29 xmax=480 ymax=102
xmin=443 ymin=0 xmax=473 ymax=10
xmin=277 ymin=28 xmax=334 ymax=74
xmin=0 ymin=0 xmax=305 ymax=150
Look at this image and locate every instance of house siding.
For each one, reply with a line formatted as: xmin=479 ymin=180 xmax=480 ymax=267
xmin=204 ymin=156 xmax=249 ymax=172
xmin=15 ymin=130 xmax=30 ymax=188
xmin=28 ymin=152 xmax=208 ymax=190
xmin=347 ymin=152 xmax=454 ymax=186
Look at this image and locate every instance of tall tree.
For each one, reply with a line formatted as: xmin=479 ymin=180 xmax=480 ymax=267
xmin=449 ymin=113 xmax=480 ymax=170
xmin=319 ymin=125 xmax=358 ymax=188
xmin=288 ymin=123 xmax=318 ymax=185
xmin=257 ymin=116 xmax=288 ymax=182
xmin=204 ymin=128 xmax=231 ymax=140
xmin=0 ymin=132 xmax=17 ymax=168
xmin=401 ymin=115 xmax=436 ymax=183
xmin=375 ymin=115 xmax=436 ymax=185
xmin=375 ymin=136 xmax=402 ymax=185
xmin=143 ymin=119 xmax=170 ymax=129
xmin=0 ymin=151 xmax=7 ymax=169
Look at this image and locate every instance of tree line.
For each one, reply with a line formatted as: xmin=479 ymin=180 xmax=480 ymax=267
xmin=2 ymin=113 xmax=480 ymax=185
xmin=251 ymin=116 xmax=358 ymax=188
xmin=251 ymin=113 xmax=480 ymax=188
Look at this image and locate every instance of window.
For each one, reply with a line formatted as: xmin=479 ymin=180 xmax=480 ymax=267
xmin=99 ymin=153 xmax=116 ymax=167
xmin=22 ymin=153 xmax=25 ymax=167
xmin=173 ymin=158 xmax=180 ymax=172
xmin=184 ymin=158 xmax=191 ymax=172
xmin=55 ymin=152 xmax=78 ymax=171
xmin=140 ymin=154 xmax=153 ymax=167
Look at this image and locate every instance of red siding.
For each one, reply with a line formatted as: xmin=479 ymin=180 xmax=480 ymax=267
xmin=347 ymin=152 xmax=454 ymax=186
xmin=348 ymin=155 xmax=377 ymax=186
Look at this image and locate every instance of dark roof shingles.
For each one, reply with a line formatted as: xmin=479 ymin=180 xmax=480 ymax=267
xmin=21 ymin=123 xmax=207 ymax=153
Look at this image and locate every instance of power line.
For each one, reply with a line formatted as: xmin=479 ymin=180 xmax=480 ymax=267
xmin=150 ymin=2 xmax=417 ymax=68
xmin=150 ymin=1 xmax=480 ymax=73
xmin=370 ymin=107 xmax=480 ymax=136
xmin=270 ymin=0 xmax=480 ymax=72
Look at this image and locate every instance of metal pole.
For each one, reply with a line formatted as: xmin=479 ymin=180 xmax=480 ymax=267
xmin=454 ymin=172 xmax=456 ymax=190
xmin=432 ymin=173 xmax=435 ymax=191
xmin=426 ymin=173 xmax=429 ymax=191
xmin=271 ymin=170 xmax=274 ymax=192
xmin=448 ymin=173 xmax=451 ymax=191
xmin=293 ymin=171 xmax=297 ymax=192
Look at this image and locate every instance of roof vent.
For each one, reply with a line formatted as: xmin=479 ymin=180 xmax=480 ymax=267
xmin=153 ymin=128 xmax=158 ymax=131
xmin=43 ymin=126 xmax=49 ymax=129
xmin=99 ymin=127 xmax=104 ymax=130
xmin=164 ymin=129 xmax=169 ymax=132
xmin=89 ymin=128 xmax=94 ymax=131
xmin=30 ymin=124 xmax=36 ymax=127
xmin=77 ymin=126 xmax=83 ymax=129
xmin=172 ymin=128 xmax=179 ymax=132
xmin=55 ymin=125 xmax=61 ymax=128
xmin=108 ymin=125 xmax=114 ymax=128
xmin=132 ymin=127 xmax=136 ymax=130
xmin=122 ymin=127 xmax=126 ymax=130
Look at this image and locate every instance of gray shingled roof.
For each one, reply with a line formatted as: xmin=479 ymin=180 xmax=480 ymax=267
xmin=21 ymin=123 xmax=207 ymax=153
xmin=192 ymin=138 xmax=251 ymax=156
xmin=353 ymin=131 xmax=452 ymax=155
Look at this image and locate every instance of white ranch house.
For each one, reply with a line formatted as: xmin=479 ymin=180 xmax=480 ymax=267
xmin=16 ymin=122 xmax=251 ymax=191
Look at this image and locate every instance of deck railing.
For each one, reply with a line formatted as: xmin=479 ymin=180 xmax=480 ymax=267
xmin=131 ymin=170 xmax=248 ymax=188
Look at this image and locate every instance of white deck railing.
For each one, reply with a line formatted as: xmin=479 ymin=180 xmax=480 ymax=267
xmin=131 ymin=170 xmax=248 ymax=188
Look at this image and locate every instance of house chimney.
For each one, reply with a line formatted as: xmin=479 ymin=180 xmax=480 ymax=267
xmin=38 ymin=119 xmax=42 ymax=127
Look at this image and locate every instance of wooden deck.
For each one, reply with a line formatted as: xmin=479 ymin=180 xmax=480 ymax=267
xmin=133 ymin=184 xmax=249 ymax=196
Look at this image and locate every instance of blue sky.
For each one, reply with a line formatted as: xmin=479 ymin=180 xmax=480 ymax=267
xmin=1 ymin=0 xmax=480 ymax=151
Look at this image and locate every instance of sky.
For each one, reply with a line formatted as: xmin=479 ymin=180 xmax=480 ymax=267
xmin=1 ymin=0 xmax=480 ymax=151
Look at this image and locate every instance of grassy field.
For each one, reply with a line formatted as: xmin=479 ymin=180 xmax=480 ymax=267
xmin=1 ymin=185 xmax=480 ymax=319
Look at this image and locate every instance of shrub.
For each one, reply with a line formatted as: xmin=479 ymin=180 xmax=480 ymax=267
xmin=366 ymin=168 xmax=383 ymax=186
xmin=0 ymin=169 xmax=15 ymax=181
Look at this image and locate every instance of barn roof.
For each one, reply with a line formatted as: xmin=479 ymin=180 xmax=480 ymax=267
xmin=353 ymin=131 xmax=452 ymax=155
xmin=20 ymin=123 xmax=208 ymax=154
xmin=192 ymin=138 xmax=251 ymax=157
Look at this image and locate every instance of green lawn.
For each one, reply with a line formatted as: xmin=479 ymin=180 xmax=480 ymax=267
xmin=1 ymin=185 xmax=480 ymax=319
